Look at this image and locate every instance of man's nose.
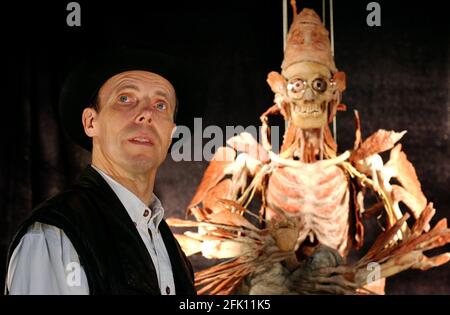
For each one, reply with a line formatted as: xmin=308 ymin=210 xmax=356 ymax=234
xmin=136 ymin=106 xmax=154 ymax=124
xmin=303 ymin=87 xmax=315 ymax=101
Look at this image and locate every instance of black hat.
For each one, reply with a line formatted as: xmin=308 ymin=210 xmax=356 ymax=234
xmin=59 ymin=49 xmax=189 ymax=151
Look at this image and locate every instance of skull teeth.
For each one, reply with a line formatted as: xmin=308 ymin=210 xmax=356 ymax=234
xmin=294 ymin=102 xmax=326 ymax=117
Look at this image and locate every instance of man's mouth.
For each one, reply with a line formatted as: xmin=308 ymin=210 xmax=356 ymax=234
xmin=128 ymin=136 xmax=154 ymax=146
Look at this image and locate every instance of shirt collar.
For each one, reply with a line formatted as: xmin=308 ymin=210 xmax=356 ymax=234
xmin=91 ymin=164 xmax=164 ymax=228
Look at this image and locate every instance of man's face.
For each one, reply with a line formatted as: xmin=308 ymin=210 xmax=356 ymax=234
xmin=283 ymin=61 xmax=334 ymax=129
xmin=85 ymin=70 xmax=176 ymax=174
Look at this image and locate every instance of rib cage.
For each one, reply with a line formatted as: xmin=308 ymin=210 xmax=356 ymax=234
xmin=266 ymin=164 xmax=350 ymax=255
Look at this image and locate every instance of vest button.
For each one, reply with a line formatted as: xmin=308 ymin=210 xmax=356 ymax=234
xmin=143 ymin=209 xmax=150 ymax=217
xmin=166 ymin=286 xmax=170 ymax=294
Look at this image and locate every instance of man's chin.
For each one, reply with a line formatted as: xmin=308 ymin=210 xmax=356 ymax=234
xmin=126 ymin=158 xmax=157 ymax=173
xmin=122 ymin=145 xmax=166 ymax=172
xmin=121 ymin=150 xmax=158 ymax=171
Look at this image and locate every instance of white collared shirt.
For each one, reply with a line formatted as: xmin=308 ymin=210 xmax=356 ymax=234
xmin=6 ymin=165 xmax=176 ymax=295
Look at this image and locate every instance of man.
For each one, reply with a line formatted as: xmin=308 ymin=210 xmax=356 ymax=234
xmin=5 ymin=49 xmax=197 ymax=295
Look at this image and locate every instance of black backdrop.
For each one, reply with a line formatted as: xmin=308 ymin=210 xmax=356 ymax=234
xmin=1 ymin=0 xmax=449 ymax=294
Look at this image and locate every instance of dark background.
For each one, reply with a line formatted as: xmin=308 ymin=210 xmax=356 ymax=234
xmin=1 ymin=0 xmax=449 ymax=294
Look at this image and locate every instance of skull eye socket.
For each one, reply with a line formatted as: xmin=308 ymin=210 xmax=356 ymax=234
xmin=312 ymin=78 xmax=327 ymax=93
xmin=287 ymin=79 xmax=307 ymax=97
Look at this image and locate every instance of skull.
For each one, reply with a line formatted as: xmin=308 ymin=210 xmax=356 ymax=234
xmin=283 ymin=61 xmax=337 ymax=129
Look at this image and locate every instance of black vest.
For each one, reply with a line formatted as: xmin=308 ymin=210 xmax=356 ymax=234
xmin=6 ymin=165 xmax=196 ymax=295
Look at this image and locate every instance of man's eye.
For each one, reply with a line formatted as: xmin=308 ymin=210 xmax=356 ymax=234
xmin=312 ymin=78 xmax=327 ymax=92
xmin=119 ymin=95 xmax=131 ymax=103
xmin=155 ymin=102 xmax=167 ymax=111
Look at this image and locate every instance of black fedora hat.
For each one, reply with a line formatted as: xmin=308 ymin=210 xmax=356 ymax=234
xmin=59 ymin=48 xmax=190 ymax=151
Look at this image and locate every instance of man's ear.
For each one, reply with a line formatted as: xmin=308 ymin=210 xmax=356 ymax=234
xmin=82 ymin=107 xmax=98 ymax=138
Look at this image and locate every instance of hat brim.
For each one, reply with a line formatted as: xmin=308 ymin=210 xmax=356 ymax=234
xmin=59 ymin=49 xmax=190 ymax=151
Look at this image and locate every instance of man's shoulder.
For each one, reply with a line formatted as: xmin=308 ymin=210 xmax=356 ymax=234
xmin=7 ymin=188 xmax=89 ymax=263
xmin=23 ymin=185 xmax=106 ymax=234
xmin=9 ymin=183 xmax=108 ymax=253
xmin=33 ymin=187 xmax=92 ymax=215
